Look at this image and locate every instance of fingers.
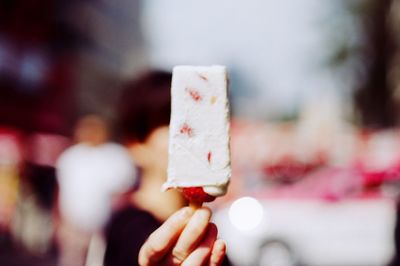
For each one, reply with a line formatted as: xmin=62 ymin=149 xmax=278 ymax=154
xmin=139 ymin=206 xmax=226 ymax=266
xmin=181 ymin=223 xmax=218 ymax=266
xmin=138 ymin=207 xmax=194 ymax=266
xmin=169 ymin=207 xmax=212 ymax=264
xmin=209 ymin=239 xmax=226 ymax=266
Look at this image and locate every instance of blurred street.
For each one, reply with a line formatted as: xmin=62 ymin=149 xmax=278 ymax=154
xmin=1 ymin=0 xmax=400 ymax=265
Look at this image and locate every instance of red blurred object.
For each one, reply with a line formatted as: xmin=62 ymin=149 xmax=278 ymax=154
xmin=182 ymin=187 xmax=216 ymax=204
xmin=25 ymin=133 xmax=70 ymax=167
xmin=359 ymin=161 xmax=400 ymax=188
xmin=0 ymin=127 xmax=23 ymax=165
xmin=254 ymin=167 xmax=369 ymax=202
xmin=263 ymin=155 xmax=326 ymax=184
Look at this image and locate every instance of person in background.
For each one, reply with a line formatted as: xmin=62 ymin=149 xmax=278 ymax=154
xmin=104 ymin=70 xmax=230 ymax=266
xmin=56 ymin=114 xmax=136 ymax=266
xmin=0 ymin=129 xmax=22 ymax=245
xmin=117 ymin=70 xmax=185 ymax=222
xmin=13 ymin=132 xmax=69 ymax=255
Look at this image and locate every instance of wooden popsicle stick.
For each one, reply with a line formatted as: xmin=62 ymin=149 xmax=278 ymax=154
xmin=189 ymin=201 xmax=203 ymax=209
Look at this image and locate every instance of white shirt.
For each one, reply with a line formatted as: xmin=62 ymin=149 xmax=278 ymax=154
xmin=56 ymin=143 xmax=136 ymax=232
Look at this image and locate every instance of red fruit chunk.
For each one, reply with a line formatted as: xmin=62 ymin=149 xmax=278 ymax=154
xmin=186 ymin=88 xmax=202 ymax=102
xmin=180 ymin=123 xmax=193 ymax=137
xmin=182 ymin=187 xmax=216 ymax=203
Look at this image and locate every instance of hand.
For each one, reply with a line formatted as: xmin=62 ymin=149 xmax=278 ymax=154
xmin=138 ymin=206 xmax=226 ymax=266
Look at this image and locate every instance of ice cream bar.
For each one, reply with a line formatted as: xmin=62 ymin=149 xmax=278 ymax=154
xmin=163 ymin=65 xmax=231 ymax=198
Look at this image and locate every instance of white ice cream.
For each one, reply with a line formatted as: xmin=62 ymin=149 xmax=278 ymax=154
xmin=164 ymin=65 xmax=231 ymax=197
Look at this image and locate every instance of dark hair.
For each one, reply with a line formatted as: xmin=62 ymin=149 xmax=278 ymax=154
xmin=117 ymin=70 xmax=172 ymax=143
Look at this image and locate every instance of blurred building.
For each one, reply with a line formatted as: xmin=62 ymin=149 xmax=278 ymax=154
xmin=0 ymin=0 xmax=80 ymax=134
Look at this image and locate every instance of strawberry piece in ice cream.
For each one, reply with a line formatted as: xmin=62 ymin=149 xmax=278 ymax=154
xmin=182 ymin=187 xmax=216 ymax=203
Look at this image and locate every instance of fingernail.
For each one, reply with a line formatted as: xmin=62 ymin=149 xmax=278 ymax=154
xmin=179 ymin=207 xmax=194 ymax=218
xmin=216 ymin=240 xmax=226 ymax=252
xmin=196 ymin=208 xmax=211 ymax=220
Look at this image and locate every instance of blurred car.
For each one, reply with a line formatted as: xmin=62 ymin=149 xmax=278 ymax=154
xmin=214 ymin=168 xmax=397 ymax=266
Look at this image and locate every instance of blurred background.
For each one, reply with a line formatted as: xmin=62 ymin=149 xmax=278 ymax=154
xmin=1 ymin=0 xmax=400 ymax=265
